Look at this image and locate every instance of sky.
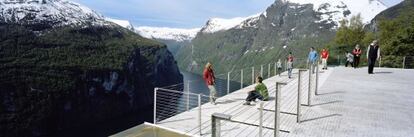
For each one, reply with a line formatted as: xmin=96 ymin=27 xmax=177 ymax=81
xmin=73 ymin=0 xmax=403 ymax=29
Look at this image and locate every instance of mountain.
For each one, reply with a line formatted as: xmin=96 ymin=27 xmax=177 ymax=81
xmin=176 ymin=0 xmax=388 ymax=74
xmin=0 ymin=0 xmax=182 ymax=137
xmin=200 ymin=13 xmax=264 ymax=33
xmin=136 ymin=26 xmax=200 ymax=42
xmin=105 ymin=17 xmax=135 ymax=31
xmin=367 ymin=0 xmax=411 ymax=31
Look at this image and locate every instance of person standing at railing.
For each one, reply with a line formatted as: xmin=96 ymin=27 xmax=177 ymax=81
xmin=277 ymin=59 xmax=282 ymax=76
xmin=367 ymin=40 xmax=381 ymax=74
xmin=203 ymin=62 xmax=217 ymax=105
xmin=320 ymin=48 xmax=329 ymax=70
xmin=308 ymin=47 xmax=318 ymax=74
xmin=243 ymin=76 xmax=269 ymax=105
xmin=352 ymin=44 xmax=362 ymax=68
xmin=287 ymin=52 xmax=294 ymax=79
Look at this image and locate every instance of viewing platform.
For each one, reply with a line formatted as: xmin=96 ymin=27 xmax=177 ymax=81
xmin=113 ymin=66 xmax=414 ymax=137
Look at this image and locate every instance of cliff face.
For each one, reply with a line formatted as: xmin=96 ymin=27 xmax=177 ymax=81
xmin=176 ymin=1 xmax=336 ymax=74
xmin=0 ymin=23 xmax=182 ymax=137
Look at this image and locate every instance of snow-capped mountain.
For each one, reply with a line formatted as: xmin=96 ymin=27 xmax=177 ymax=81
xmin=200 ymin=12 xmax=266 ymax=33
xmin=136 ymin=26 xmax=200 ymax=42
xmin=105 ymin=18 xmax=135 ymax=31
xmin=199 ymin=0 xmax=387 ymax=33
xmin=285 ymin=0 xmax=387 ymax=25
xmin=0 ymin=0 xmax=106 ymax=27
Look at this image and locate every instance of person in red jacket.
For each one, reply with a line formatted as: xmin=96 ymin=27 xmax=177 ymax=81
xmin=320 ymin=48 xmax=329 ymax=70
xmin=352 ymin=44 xmax=362 ymax=68
xmin=203 ymin=62 xmax=217 ymax=105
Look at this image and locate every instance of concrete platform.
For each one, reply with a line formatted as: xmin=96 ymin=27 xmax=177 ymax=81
xmin=127 ymin=66 xmax=414 ymax=137
xmin=288 ymin=67 xmax=414 ymax=137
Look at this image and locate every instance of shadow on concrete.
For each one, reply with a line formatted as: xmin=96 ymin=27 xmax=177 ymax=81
xmin=317 ymin=91 xmax=346 ymax=96
xmin=311 ymin=100 xmax=343 ymax=107
xmin=159 ymin=117 xmax=195 ymax=124
xmin=374 ymin=71 xmax=393 ymax=74
xmin=216 ymin=98 xmax=244 ymax=104
xmin=301 ymin=114 xmax=342 ymax=123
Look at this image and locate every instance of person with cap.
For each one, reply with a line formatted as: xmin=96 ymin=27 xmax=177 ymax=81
xmin=203 ymin=62 xmax=217 ymax=104
xmin=367 ymin=40 xmax=380 ymax=74
xmin=352 ymin=44 xmax=362 ymax=68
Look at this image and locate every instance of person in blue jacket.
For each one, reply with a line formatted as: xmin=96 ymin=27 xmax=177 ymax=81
xmin=308 ymin=47 xmax=318 ymax=74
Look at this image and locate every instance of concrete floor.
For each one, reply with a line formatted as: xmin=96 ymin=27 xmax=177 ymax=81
xmin=115 ymin=66 xmax=414 ymax=137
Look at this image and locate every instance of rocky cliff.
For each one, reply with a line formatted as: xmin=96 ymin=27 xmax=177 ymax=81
xmin=0 ymin=0 xmax=183 ymax=136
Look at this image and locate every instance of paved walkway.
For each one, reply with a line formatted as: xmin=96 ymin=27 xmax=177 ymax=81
xmin=157 ymin=67 xmax=329 ymax=137
xmin=289 ymin=67 xmax=414 ymax=137
xmin=115 ymin=66 xmax=414 ymax=137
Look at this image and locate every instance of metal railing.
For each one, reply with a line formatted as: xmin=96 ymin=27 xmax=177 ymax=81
xmin=153 ymin=58 xmax=320 ymax=136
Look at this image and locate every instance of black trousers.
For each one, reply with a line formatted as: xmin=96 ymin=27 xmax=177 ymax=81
xmin=368 ymin=57 xmax=377 ymax=73
xmin=345 ymin=61 xmax=353 ymax=67
xmin=354 ymin=56 xmax=360 ymax=68
xmin=246 ymin=91 xmax=263 ymax=102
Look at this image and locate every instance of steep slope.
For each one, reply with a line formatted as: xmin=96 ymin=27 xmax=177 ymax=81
xmin=176 ymin=0 xmax=388 ymax=74
xmin=367 ymin=0 xmax=412 ymax=31
xmin=0 ymin=0 xmax=182 ymax=137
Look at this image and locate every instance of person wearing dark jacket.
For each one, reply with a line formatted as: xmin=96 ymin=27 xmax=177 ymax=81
xmin=367 ymin=40 xmax=380 ymax=74
xmin=203 ymin=62 xmax=217 ymax=104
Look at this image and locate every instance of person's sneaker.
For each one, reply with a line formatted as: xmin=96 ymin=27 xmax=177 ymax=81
xmin=243 ymin=102 xmax=251 ymax=105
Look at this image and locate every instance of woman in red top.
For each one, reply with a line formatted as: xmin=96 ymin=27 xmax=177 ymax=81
xmin=320 ymin=48 xmax=329 ymax=70
xmin=203 ymin=62 xmax=217 ymax=104
xmin=287 ymin=52 xmax=294 ymax=78
xmin=352 ymin=44 xmax=362 ymax=68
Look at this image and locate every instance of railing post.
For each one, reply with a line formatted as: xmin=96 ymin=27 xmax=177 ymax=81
xmin=337 ymin=55 xmax=340 ymax=65
xmin=212 ymin=113 xmax=232 ymax=137
xmin=403 ymin=56 xmax=406 ymax=69
xmin=308 ymin=68 xmax=312 ymax=106
xmin=153 ymin=88 xmax=158 ymax=124
xmin=274 ymin=82 xmax=286 ymax=137
xmin=297 ymin=70 xmax=304 ymax=123
xmin=241 ymin=69 xmax=244 ymax=89
xmin=186 ymin=81 xmax=190 ymax=111
xmin=260 ymin=65 xmax=263 ymax=77
xmin=379 ymin=56 xmax=382 ymax=68
xmin=268 ymin=63 xmax=271 ymax=78
xmin=259 ymin=102 xmax=264 ymax=137
xmin=315 ymin=62 xmax=319 ymax=95
xmin=198 ymin=94 xmax=202 ymax=135
xmin=285 ymin=60 xmax=288 ymax=72
xmin=252 ymin=67 xmax=255 ymax=84
xmin=227 ymin=72 xmax=230 ymax=94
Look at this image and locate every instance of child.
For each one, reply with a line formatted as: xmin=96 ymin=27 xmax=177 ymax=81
xmin=243 ymin=76 xmax=269 ymax=105
xmin=287 ymin=52 xmax=294 ymax=78
xmin=277 ymin=59 xmax=282 ymax=76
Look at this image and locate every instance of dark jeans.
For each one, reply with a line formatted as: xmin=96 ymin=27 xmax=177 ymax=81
xmin=368 ymin=57 xmax=377 ymax=73
xmin=245 ymin=91 xmax=263 ymax=102
xmin=354 ymin=56 xmax=360 ymax=68
xmin=345 ymin=61 xmax=354 ymax=67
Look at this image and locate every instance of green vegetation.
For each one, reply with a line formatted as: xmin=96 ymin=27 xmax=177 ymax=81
xmin=327 ymin=0 xmax=414 ymax=68
xmin=0 ymin=23 xmax=163 ymax=92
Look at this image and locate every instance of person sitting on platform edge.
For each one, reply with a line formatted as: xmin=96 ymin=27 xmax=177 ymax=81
xmin=243 ymin=76 xmax=269 ymax=105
